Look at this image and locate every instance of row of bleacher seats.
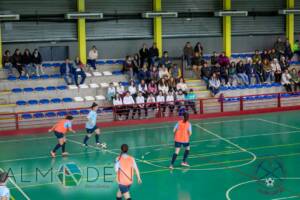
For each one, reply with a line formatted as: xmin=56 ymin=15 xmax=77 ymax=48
xmin=220 ymin=83 xmax=281 ymax=91
xmin=223 ymin=92 xmax=300 ymax=102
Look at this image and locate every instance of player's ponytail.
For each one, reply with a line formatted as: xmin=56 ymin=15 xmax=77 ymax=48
xmin=118 ymin=144 xmax=129 ymax=161
xmin=183 ymin=112 xmax=189 ymax=123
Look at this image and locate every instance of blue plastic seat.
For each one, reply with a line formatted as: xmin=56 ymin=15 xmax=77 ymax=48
xmin=106 ymin=60 xmax=115 ymax=64
xmin=116 ymin=60 xmax=125 ymax=65
xmin=33 ymin=112 xmax=44 ymax=118
xmin=42 ymin=63 xmax=51 ymax=68
xmin=16 ymin=100 xmax=27 ymax=106
xmin=39 ymin=99 xmax=50 ymax=104
xmin=281 ymin=93 xmax=291 ymax=98
xmin=45 ymin=112 xmax=56 ymax=118
xmin=30 ymin=75 xmax=39 ymax=80
xmin=8 ymin=76 xmax=17 ymax=81
xmin=46 ymin=86 xmax=56 ymax=91
xmin=62 ymin=98 xmax=73 ymax=103
xmin=22 ymin=113 xmax=32 ymax=119
xmin=19 ymin=76 xmax=28 ymax=80
xmin=50 ymin=74 xmax=61 ymax=79
xmin=57 ymin=85 xmax=67 ymax=90
xmin=40 ymin=74 xmax=49 ymax=79
xmin=28 ymin=100 xmax=39 ymax=105
xmin=35 ymin=87 xmax=45 ymax=92
xmin=24 ymin=88 xmax=34 ymax=92
xmin=112 ymin=70 xmax=123 ymax=75
xmin=121 ymin=82 xmax=130 ymax=87
xmin=53 ymin=63 xmax=61 ymax=67
xmin=103 ymin=107 xmax=112 ymax=112
xmin=96 ymin=60 xmax=105 ymax=65
xmin=12 ymin=88 xmax=22 ymax=93
xmin=80 ymin=109 xmax=90 ymax=115
xmin=57 ymin=111 xmax=67 ymax=117
xmin=51 ymin=98 xmax=61 ymax=104
xmin=69 ymin=110 xmax=79 ymax=116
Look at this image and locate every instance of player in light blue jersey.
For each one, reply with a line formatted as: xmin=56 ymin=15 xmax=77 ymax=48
xmin=0 ymin=172 xmax=9 ymax=200
xmin=83 ymin=102 xmax=106 ymax=148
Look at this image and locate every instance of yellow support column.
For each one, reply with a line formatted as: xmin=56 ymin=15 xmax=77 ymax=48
xmin=0 ymin=24 xmax=2 ymax=68
xmin=286 ymin=0 xmax=295 ymax=49
xmin=77 ymin=0 xmax=87 ymax=64
xmin=223 ymin=0 xmax=231 ymax=57
xmin=153 ymin=0 xmax=162 ymax=57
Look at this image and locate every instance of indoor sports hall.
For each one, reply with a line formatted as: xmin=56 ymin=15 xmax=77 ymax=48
xmin=1 ymin=0 xmax=300 ymax=200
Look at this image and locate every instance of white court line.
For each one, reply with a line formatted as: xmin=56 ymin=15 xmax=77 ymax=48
xmin=257 ymin=118 xmax=300 ymax=130
xmin=2 ymin=129 xmax=299 ymax=164
xmin=226 ymin=177 xmax=300 ymax=200
xmin=195 ymin=124 xmax=257 ymax=169
xmin=0 ymin=168 xmax=31 ymax=200
xmin=272 ymin=196 xmax=300 ymax=200
xmin=0 ymin=118 xmax=256 ymax=144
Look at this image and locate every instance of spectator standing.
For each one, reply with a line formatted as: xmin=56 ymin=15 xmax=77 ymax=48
xmin=210 ymin=52 xmax=218 ymax=66
xmin=139 ymin=44 xmax=149 ymax=68
xmin=74 ymin=56 xmax=86 ymax=86
xmin=274 ymin=37 xmax=285 ymax=57
xmin=32 ymin=49 xmax=43 ymax=76
xmin=191 ymin=52 xmax=202 ymax=78
xmin=2 ymin=50 xmax=13 ymax=76
xmin=281 ymin=69 xmax=292 ymax=92
xmin=160 ymin=51 xmax=172 ymax=69
xmin=22 ymin=49 xmax=33 ymax=77
xmin=132 ymin=53 xmax=140 ymax=72
xmin=285 ymin=39 xmax=293 ymax=60
xmin=12 ymin=49 xmax=23 ymax=77
xmin=194 ymin=42 xmax=203 ymax=55
xmin=209 ymin=73 xmax=221 ymax=97
xmin=60 ymin=58 xmax=75 ymax=85
xmin=87 ymin=46 xmax=98 ymax=70
xmin=183 ymin=42 xmax=194 ymax=68
xmin=107 ymin=82 xmax=116 ymax=102
xmin=149 ymin=43 xmax=159 ymax=65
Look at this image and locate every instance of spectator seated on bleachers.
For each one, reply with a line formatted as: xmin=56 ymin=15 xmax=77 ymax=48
xmin=60 ymin=58 xmax=75 ymax=85
xmin=87 ymin=46 xmax=98 ymax=70
xmin=2 ymin=50 xmax=13 ymax=76
xmin=73 ymin=56 xmax=87 ymax=86
xmin=209 ymin=73 xmax=221 ymax=97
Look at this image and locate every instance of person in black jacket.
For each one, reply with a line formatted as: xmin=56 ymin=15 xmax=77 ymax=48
xmin=12 ymin=49 xmax=23 ymax=77
xmin=22 ymin=49 xmax=33 ymax=77
xmin=2 ymin=50 xmax=13 ymax=76
xmin=139 ymin=44 xmax=149 ymax=68
xmin=32 ymin=49 xmax=43 ymax=76
xmin=149 ymin=43 xmax=159 ymax=65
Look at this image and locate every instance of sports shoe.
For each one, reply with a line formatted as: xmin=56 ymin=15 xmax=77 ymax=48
xmin=181 ymin=162 xmax=190 ymax=167
xmin=101 ymin=143 xmax=107 ymax=149
xmin=82 ymin=143 xmax=88 ymax=148
xmin=169 ymin=165 xmax=174 ymax=170
xmin=50 ymin=151 xmax=56 ymax=158
xmin=62 ymin=152 xmax=69 ymax=157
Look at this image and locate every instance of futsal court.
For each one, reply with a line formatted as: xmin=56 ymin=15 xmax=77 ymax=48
xmin=1 ymin=110 xmax=300 ymax=200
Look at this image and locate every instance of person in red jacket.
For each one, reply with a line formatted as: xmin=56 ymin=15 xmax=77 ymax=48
xmin=49 ymin=115 xmax=75 ymax=158
xmin=169 ymin=112 xmax=192 ymax=169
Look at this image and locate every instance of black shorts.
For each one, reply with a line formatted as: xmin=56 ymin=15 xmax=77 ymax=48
xmin=86 ymin=126 xmax=99 ymax=134
xmin=119 ymin=184 xmax=131 ymax=194
xmin=175 ymin=142 xmax=190 ymax=148
xmin=54 ymin=131 xmax=65 ymax=139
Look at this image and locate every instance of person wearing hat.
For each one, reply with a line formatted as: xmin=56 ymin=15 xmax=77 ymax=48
xmin=83 ymin=103 xmax=106 ymax=148
xmin=169 ymin=112 xmax=192 ymax=169
xmin=49 ymin=115 xmax=75 ymax=158
xmin=0 ymin=172 xmax=9 ymax=200
xmin=115 ymin=144 xmax=142 ymax=200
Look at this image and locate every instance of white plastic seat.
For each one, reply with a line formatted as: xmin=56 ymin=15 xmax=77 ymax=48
xmin=103 ymin=71 xmax=112 ymax=76
xmin=85 ymin=96 xmax=95 ymax=101
xmin=85 ymin=72 xmax=92 ymax=77
xmin=100 ymin=82 xmax=109 ymax=88
xmin=74 ymin=97 xmax=84 ymax=102
xmin=95 ymin=95 xmax=106 ymax=101
xmin=68 ymin=85 xmax=78 ymax=90
xmin=93 ymin=72 xmax=102 ymax=76
xmin=79 ymin=84 xmax=89 ymax=89
xmin=89 ymin=83 xmax=99 ymax=88
xmin=113 ymin=82 xmax=119 ymax=87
